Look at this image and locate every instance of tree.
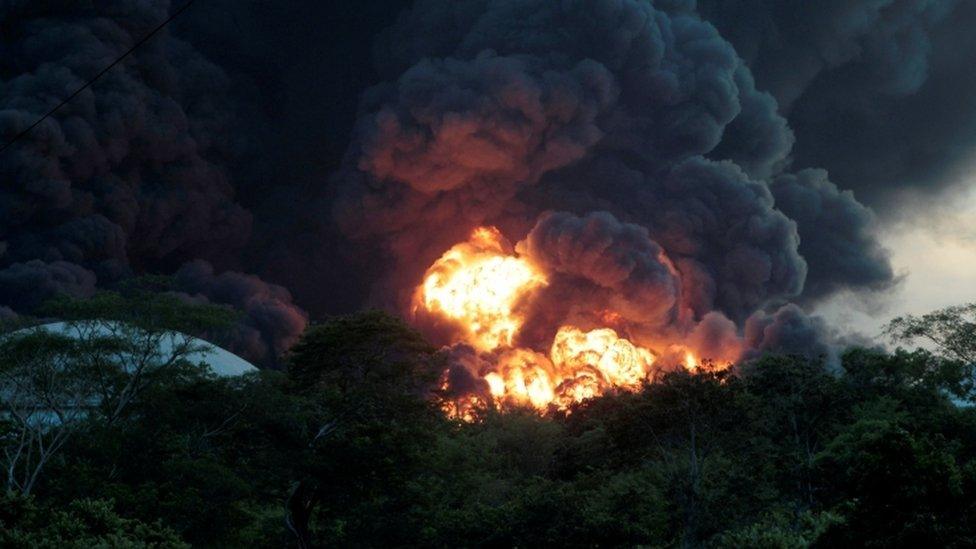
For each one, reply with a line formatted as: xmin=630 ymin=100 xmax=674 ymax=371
xmin=885 ymin=303 xmax=976 ymax=400
xmin=287 ymin=309 xmax=439 ymax=396
xmin=742 ymin=355 xmax=848 ymax=507
xmin=563 ymin=369 xmax=763 ymax=547
xmin=815 ymin=398 xmax=966 ymax=547
xmin=0 ymin=492 xmax=186 ymax=548
xmin=283 ymin=311 xmax=448 ymax=546
xmin=38 ymin=364 xmax=310 ymax=547
xmin=0 ymin=290 xmax=233 ymax=495
xmin=37 ymin=289 xmax=237 ymax=423
xmin=842 ymin=346 xmax=972 ymax=402
xmin=886 ymin=303 xmax=976 ymax=364
xmin=0 ymin=331 xmax=97 ymax=495
xmin=711 ymin=508 xmax=842 ymax=548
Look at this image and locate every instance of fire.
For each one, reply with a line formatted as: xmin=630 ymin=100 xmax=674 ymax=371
xmin=490 ymin=349 xmax=557 ymax=409
xmin=420 ymin=226 xmax=710 ymax=420
xmin=466 ymin=327 xmax=656 ymax=413
xmin=441 ymin=395 xmax=488 ymax=422
xmin=415 ymin=227 xmax=546 ymax=352
xmin=551 ymin=326 xmax=655 ymax=389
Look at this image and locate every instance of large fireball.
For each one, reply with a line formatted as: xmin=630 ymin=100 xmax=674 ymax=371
xmin=415 ymin=227 xmax=546 ymax=352
xmin=550 ymin=326 xmax=655 ymax=390
xmin=417 ymin=226 xmax=723 ymax=419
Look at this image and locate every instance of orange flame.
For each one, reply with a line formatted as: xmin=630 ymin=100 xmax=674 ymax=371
xmin=550 ymin=326 xmax=655 ymax=389
xmin=415 ymin=227 xmax=546 ymax=352
xmin=441 ymin=394 xmax=488 ymax=422
xmin=420 ymin=227 xmax=703 ymax=419
xmin=469 ymin=327 xmax=657 ymax=412
xmin=491 ymin=349 xmax=557 ymax=409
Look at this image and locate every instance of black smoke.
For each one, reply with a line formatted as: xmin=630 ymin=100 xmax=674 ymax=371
xmin=517 ymin=211 xmax=681 ymax=328
xmin=744 ymin=304 xmax=838 ymax=367
xmin=694 ymin=0 xmax=976 ymax=209
xmin=0 ymin=1 xmax=305 ymax=364
xmin=334 ymin=0 xmax=836 ymax=358
xmin=770 ymin=170 xmax=896 ymax=302
xmin=5 ymin=0 xmax=976 ymax=366
xmin=0 ymin=260 xmax=96 ymax=312
xmin=171 ymin=260 xmax=308 ymax=368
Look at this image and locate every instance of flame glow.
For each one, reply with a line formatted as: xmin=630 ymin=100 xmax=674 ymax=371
xmin=550 ymin=326 xmax=655 ymax=389
xmin=415 ymin=227 xmax=546 ymax=352
xmin=492 ymin=349 xmax=558 ymax=409
xmin=419 ymin=227 xmax=715 ymax=419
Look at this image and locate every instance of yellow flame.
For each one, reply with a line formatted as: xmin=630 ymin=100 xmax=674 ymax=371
xmin=551 ymin=326 xmax=655 ymax=389
xmin=417 ymin=227 xmax=673 ymax=416
xmin=417 ymin=227 xmax=546 ymax=352
xmin=441 ymin=394 xmax=488 ymax=422
xmin=492 ymin=349 xmax=557 ymax=409
xmin=479 ymin=328 xmax=656 ymax=412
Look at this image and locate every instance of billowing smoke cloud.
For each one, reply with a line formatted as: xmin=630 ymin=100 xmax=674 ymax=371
xmin=334 ymin=0 xmax=886 ymax=363
xmin=707 ymin=66 xmax=794 ymax=180
xmin=517 ymin=211 xmax=680 ymax=327
xmin=0 ymin=260 xmax=97 ymax=312
xmin=171 ymin=261 xmax=308 ymax=368
xmin=770 ymin=170 xmax=896 ymax=300
xmin=0 ymin=1 xmax=305 ymax=365
xmin=12 ymin=0 xmax=976 ymax=373
xmin=168 ymin=0 xmax=415 ymax=317
xmin=691 ymin=0 xmax=957 ymax=112
xmin=744 ymin=304 xmax=838 ymax=367
xmin=684 ymin=311 xmax=743 ymax=366
xmin=167 ymin=0 xmax=918 ymax=314
xmin=532 ymin=156 xmax=809 ymax=322
xmin=694 ymin=0 xmax=976 ymax=208
xmin=0 ymin=1 xmax=252 ymax=275
xmin=357 ymin=55 xmax=615 ymax=195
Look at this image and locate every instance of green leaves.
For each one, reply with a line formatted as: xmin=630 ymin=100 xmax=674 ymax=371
xmin=0 ymin=493 xmax=187 ymax=548
xmin=814 ymin=397 xmax=967 ymax=546
xmin=886 ymin=303 xmax=976 ymax=365
xmin=5 ymin=298 xmax=976 ymax=546
xmin=885 ymin=303 xmax=976 ymax=401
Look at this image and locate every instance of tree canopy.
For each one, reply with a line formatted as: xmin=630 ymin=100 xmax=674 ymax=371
xmin=1 ymin=299 xmax=975 ymax=546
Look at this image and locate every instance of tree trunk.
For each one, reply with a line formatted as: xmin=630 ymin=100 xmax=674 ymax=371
xmin=285 ymin=479 xmax=317 ymax=549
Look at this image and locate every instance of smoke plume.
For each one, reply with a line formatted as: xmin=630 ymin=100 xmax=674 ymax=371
xmin=171 ymin=261 xmax=308 ymax=368
xmin=694 ymin=0 xmax=976 ymax=208
xmin=0 ymin=1 xmax=305 ymax=365
xmin=335 ymin=0 xmax=843 ymax=366
xmin=9 ymin=0 xmax=976 ymax=378
xmin=517 ymin=211 xmax=681 ymax=328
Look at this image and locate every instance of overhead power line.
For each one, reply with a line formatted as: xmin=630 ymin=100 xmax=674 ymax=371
xmin=0 ymin=0 xmax=196 ymax=156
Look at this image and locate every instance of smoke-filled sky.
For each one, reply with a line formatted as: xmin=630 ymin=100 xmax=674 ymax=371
xmin=817 ymin=181 xmax=976 ymax=338
xmin=1 ymin=0 xmax=975 ymax=366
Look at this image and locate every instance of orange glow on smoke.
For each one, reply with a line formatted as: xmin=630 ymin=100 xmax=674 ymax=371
xmin=415 ymin=227 xmax=546 ymax=352
xmin=420 ymin=227 xmax=713 ymax=420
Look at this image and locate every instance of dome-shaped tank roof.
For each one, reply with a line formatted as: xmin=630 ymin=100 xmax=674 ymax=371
xmin=20 ymin=321 xmax=258 ymax=377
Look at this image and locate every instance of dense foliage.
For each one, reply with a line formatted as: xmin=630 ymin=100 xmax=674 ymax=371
xmin=2 ymin=298 xmax=976 ymax=547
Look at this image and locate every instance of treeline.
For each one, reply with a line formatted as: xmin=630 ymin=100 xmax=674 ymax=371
xmin=1 ymin=294 xmax=976 ymax=547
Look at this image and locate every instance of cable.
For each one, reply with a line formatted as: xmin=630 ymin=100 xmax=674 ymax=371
xmin=0 ymin=0 xmax=196 ymax=156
